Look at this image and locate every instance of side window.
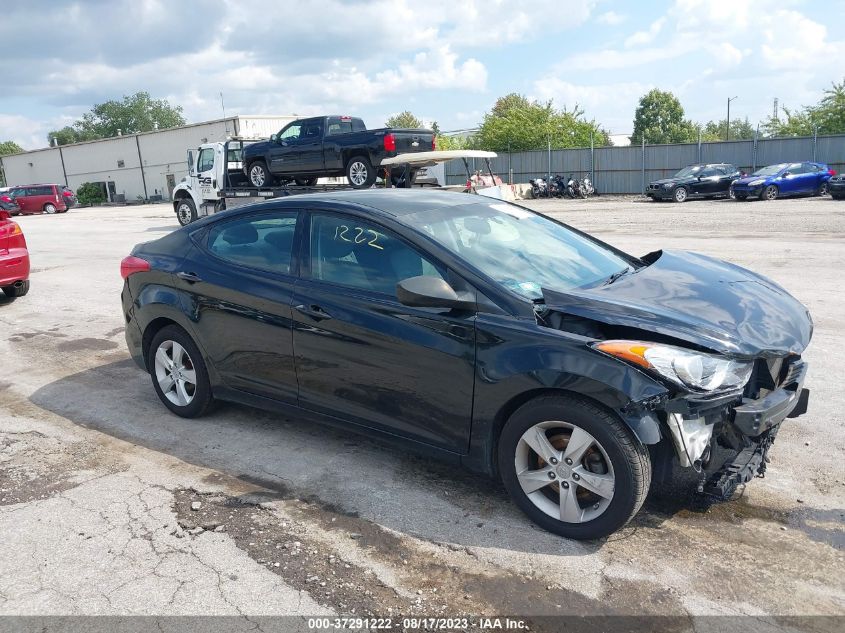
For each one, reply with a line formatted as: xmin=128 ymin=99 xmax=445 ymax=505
xmin=309 ymin=213 xmax=444 ymax=296
xmin=207 ymin=212 xmax=299 ymax=274
xmin=805 ymin=163 xmax=820 ymax=173
xmin=699 ymin=167 xmax=717 ymax=177
xmin=35 ymin=186 xmax=53 ymax=196
xmin=787 ymin=163 xmax=803 ymax=175
xmin=197 ymin=148 xmax=214 ymax=172
xmin=326 ymin=117 xmax=356 ymax=136
xmin=301 ymin=120 xmax=323 ymax=139
xmin=279 ymin=124 xmax=302 ymax=141
xmin=352 ymin=118 xmax=366 ymax=132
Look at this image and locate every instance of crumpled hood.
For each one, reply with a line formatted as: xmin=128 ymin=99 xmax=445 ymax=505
xmin=542 ymin=250 xmax=812 ymax=358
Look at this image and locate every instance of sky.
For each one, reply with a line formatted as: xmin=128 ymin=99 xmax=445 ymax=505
xmin=2 ymin=0 xmax=844 ymax=150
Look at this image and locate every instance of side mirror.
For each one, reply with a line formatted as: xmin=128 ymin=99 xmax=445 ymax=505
xmin=781 ymin=172 xmax=790 ymax=177
xmin=396 ymin=276 xmax=476 ymax=311
xmin=187 ymin=150 xmax=195 ymax=176
xmin=270 ymin=133 xmax=277 ymax=142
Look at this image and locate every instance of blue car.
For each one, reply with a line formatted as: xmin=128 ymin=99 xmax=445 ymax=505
xmin=731 ymin=161 xmax=834 ymax=200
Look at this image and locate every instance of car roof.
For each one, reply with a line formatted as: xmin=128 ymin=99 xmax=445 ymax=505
xmin=283 ymin=189 xmax=488 ymax=218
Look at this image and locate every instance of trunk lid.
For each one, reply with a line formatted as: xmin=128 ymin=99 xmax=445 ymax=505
xmin=541 ymin=250 xmax=812 ymax=358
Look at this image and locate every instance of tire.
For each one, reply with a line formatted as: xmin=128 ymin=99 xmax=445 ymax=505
xmin=44 ymin=203 xmax=57 ymax=214
xmin=1 ymin=280 xmax=30 ymax=297
xmin=672 ymin=186 xmax=688 ymax=203
xmin=248 ymin=161 xmax=275 ymax=187
xmin=175 ymin=198 xmax=197 ymax=226
xmin=346 ymin=155 xmax=376 ymax=189
xmin=294 ymin=177 xmax=318 ymax=187
xmin=147 ymin=325 xmax=214 ymax=418
xmin=498 ymin=394 xmax=651 ymax=540
xmin=816 ymin=182 xmax=829 ymax=196
xmin=762 ymin=184 xmax=778 ymax=201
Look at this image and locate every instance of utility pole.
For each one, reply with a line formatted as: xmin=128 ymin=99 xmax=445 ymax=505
xmin=726 ymin=96 xmax=738 ymax=140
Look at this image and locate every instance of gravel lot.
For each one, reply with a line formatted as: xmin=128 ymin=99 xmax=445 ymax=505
xmin=0 ymin=194 xmax=843 ymax=628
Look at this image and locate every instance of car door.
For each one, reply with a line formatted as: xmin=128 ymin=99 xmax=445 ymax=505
xmin=291 ymin=118 xmax=325 ymax=174
xmin=780 ymin=163 xmax=804 ymax=194
xmin=803 ymin=162 xmax=824 ymax=192
xmin=269 ymin=122 xmax=303 ymax=175
xmin=10 ymin=188 xmax=29 ymax=213
xmin=692 ymin=166 xmax=720 ymax=195
xmin=196 ymin=147 xmax=216 ymax=199
xmin=291 ymin=210 xmax=476 ymax=452
xmin=175 ymin=209 xmax=302 ymax=403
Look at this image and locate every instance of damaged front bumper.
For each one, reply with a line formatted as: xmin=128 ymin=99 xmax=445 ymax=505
xmin=659 ymin=359 xmax=809 ymax=500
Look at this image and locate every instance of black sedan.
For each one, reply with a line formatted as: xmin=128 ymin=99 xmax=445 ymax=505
xmin=829 ymin=174 xmax=845 ymax=199
xmin=121 ymin=190 xmax=812 ymax=539
xmin=646 ymin=163 xmax=741 ymax=202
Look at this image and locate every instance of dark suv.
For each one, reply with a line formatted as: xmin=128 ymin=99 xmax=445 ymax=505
xmin=8 ymin=184 xmax=76 ymax=215
xmin=647 ymin=164 xmax=741 ymax=202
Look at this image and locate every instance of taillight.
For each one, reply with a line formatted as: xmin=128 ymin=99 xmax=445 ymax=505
xmin=62 ymin=190 xmax=73 ymax=197
xmin=829 ymin=169 xmax=837 ymax=176
xmin=383 ymin=133 xmax=396 ymax=152
xmin=0 ymin=195 xmax=11 ymax=203
xmin=432 ymin=137 xmax=436 ymax=150
xmin=120 ymin=255 xmax=150 ymax=279
xmin=1 ymin=221 xmax=27 ymax=249
xmin=55 ymin=194 xmax=60 ymax=202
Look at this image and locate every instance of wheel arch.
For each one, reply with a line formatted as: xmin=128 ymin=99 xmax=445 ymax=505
xmin=484 ymin=386 xmax=661 ymax=477
xmin=141 ymin=316 xmax=182 ymax=371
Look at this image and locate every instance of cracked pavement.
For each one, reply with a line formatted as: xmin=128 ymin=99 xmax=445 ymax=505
xmin=0 ymin=198 xmax=843 ymax=627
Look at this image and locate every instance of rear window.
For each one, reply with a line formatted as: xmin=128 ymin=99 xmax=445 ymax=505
xmin=326 ymin=117 xmax=365 ymax=136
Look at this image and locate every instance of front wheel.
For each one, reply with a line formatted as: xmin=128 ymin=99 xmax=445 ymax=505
xmin=346 ymin=155 xmax=376 ymax=189
xmin=248 ymin=161 xmax=275 ymax=187
xmin=147 ymin=325 xmax=214 ymax=418
xmin=762 ymin=184 xmax=778 ymax=200
xmin=175 ymin=199 xmax=197 ymax=226
xmin=816 ymin=182 xmax=829 ymax=196
xmin=498 ymin=395 xmax=651 ymax=540
xmin=672 ymin=186 xmax=688 ymax=203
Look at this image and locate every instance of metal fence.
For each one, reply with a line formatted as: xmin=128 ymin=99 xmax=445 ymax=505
xmin=444 ymin=133 xmax=845 ymax=193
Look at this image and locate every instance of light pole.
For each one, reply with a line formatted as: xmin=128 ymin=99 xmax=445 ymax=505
xmin=726 ymin=96 xmax=738 ymax=140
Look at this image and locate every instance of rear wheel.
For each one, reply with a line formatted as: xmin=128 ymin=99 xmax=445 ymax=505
xmin=1 ymin=280 xmax=30 ymax=297
xmin=498 ymin=395 xmax=651 ymax=540
xmin=762 ymin=184 xmax=778 ymax=200
xmin=44 ymin=203 xmax=57 ymax=214
xmin=346 ymin=155 xmax=376 ymax=189
xmin=148 ymin=325 xmax=214 ymax=418
xmin=672 ymin=186 xmax=688 ymax=203
xmin=248 ymin=161 xmax=275 ymax=187
xmin=175 ymin=199 xmax=197 ymax=226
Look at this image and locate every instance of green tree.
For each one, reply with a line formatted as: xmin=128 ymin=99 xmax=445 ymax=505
xmin=75 ymin=182 xmax=107 ymax=206
xmin=0 ymin=140 xmax=23 ymax=186
xmin=630 ymin=89 xmax=698 ymax=144
xmin=763 ymin=79 xmax=845 ymax=137
xmin=700 ymin=117 xmax=756 ymax=141
xmin=475 ymin=92 xmax=609 ymax=151
xmin=48 ymin=91 xmax=186 ymax=145
xmin=385 ymin=110 xmax=423 ymax=128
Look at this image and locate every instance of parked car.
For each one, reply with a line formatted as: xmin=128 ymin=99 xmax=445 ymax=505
xmin=730 ymin=162 xmax=835 ymax=200
xmin=0 ymin=192 xmax=20 ymax=216
xmin=8 ymin=184 xmax=74 ymax=214
xmin=242 ymin=115 xmax=435 ymax=189
xmin=0 ymin=208 xmax=30 ymax=297
xmin=646 ymin=163 xmax=741 ymax=202
xmin=120 ymin=190 xmax=811 ymax=540
xmin=828 ymin=174 xmax=845 ymax=199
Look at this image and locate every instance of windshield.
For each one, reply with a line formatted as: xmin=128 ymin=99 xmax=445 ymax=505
xmin=753 ymin=163 xmax=787 ymax=176
xmin=673 ymin=165 xmax=703 ymax=178
xmin=407 ymin=201 xmax=629 ymax=300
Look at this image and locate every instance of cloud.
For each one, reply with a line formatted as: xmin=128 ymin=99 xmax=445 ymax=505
xmin=531 ymin=79 xmax=651 ymax=132
xmin=596 ymin=11 xmax=626 ymax=26
xmin=625 ymin=17 xmax=666 ymax=47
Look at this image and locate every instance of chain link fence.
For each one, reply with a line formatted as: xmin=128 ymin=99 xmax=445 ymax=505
xmin=444 ymin=134 xmax=845 ymax=193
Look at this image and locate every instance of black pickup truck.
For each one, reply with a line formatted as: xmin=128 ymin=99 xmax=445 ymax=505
xmin=242 ymin=115 xmax=435 ymax=189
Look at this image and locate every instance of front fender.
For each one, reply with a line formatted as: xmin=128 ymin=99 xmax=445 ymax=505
xmin=463 ymin=314 xmax=668 ymax=476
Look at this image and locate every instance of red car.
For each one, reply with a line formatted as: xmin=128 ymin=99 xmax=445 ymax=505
xmin=8 ymin=184 xmax=76 ymax=215
xmin=0 ymin=209 xmax=30 ymax=297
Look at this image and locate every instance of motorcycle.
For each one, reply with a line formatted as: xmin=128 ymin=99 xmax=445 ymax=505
xmin=550 ymin=174 xmax=567 ymax=198
xmin=565 ymin=174 xmax=580 ymax=199
xmin=580 ymin=174 xmax=595 ymax=197
xmin=529 ymin=177 xmax=548 ymax=198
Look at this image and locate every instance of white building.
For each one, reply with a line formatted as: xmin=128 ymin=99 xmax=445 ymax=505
xmin=0 ymin=115 xmax=295 ymax=202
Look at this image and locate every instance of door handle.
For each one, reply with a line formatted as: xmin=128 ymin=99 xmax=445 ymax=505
xmin=176 ymin=271 xmax=202 ymax=283
xmin=294 ymin=304 xmax=332 ymax=321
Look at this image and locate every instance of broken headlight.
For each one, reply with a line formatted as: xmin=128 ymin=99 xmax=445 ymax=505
xmin=593 ymin=340 xmax=753 ymax=393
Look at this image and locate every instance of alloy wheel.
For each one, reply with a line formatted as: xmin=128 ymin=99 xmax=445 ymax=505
xmin=153 ymin=340 xmax=197 ymax=407
xmin=250 ymin=165 xmax=267 ymax=187
xmin=44 ymin=204 xmax=57 ymax=214
xmin=349 ymin=161 xmax=368 ymax=186
xmin=764 ymin=185 xmax=778 ymax=200
xmin=514 ymin=421 xmax=615 ymax=524
xmin=674 ymin=187 xmax=687 ymax=202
